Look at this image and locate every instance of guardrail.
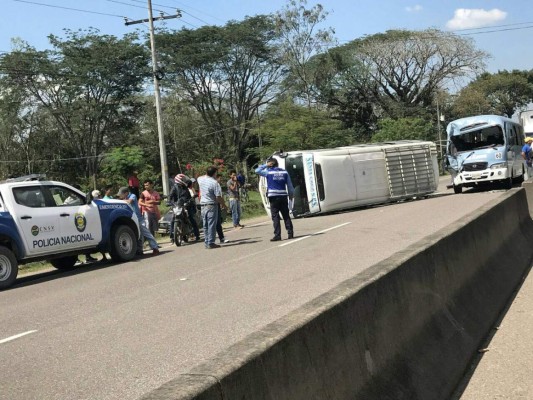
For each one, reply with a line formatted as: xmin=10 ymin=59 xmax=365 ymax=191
xmin=142 ymin=187 xmax=533 ymax=400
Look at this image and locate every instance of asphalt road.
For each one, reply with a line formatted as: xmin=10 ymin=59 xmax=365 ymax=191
xmin=0 ymin=179 xmax=506 ymax=400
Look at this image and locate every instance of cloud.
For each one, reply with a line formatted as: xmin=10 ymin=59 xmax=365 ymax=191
xmin=446 ymin=8 xmax=507 ymax=30
xmin=406 ymin=5 xmax=423 ymax=13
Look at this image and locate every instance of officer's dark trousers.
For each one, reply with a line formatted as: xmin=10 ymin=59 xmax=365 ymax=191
xmin=268 ymin=196 xmax=293 ymax=238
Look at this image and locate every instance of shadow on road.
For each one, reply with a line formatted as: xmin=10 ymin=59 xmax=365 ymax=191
xmin=9 ymin=253 xmax=165 ymax=291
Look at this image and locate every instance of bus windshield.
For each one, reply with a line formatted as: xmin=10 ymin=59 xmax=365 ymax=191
xmin=285 ymin=155 xmax=310 ymax=216
xmin=450 ymin=125 xmax=504 ymax=152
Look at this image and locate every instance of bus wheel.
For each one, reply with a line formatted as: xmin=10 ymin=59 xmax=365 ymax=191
xmin=503 ymin=176 xmax=513 ymax=190
xmin=453 ymin=184 xmax=463 ymax=194
xmin=515 ymin=168 xmax=525 ymax=184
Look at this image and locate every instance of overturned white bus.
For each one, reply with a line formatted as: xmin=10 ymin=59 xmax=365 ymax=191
xmin=258 ymin=140 xmax=439 ymax=217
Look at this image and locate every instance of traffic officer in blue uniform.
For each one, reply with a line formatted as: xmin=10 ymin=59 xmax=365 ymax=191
xmin=255 ymin=157 xmax=295 ymax=241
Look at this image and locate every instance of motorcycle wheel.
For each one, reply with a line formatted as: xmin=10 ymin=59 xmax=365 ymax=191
xmin=174 ymin=219 xmax=183 ymax=247
xmin=184 ymin=216 xmax=191 ymax=243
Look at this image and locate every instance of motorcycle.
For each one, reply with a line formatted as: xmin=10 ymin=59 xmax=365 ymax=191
xmin=169 ymin=199 xmax=194 ymax=247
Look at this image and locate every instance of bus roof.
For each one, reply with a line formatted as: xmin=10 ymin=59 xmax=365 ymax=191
xmin=446 ymin=115 xmax=516 ymax=135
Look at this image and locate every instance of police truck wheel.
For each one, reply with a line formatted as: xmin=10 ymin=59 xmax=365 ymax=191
xmin=109 ymin=225 xmax=137 ymax=262
xmin=50 ymin=256 xmax=78 ymax=270
xmin=0 ymin=246 xmax=18 ymax=290
xmin=453 ymin=184 xmax=462 ymax=194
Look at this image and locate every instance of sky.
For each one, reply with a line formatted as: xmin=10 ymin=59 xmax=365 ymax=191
xmin=1 ymin=0 xmax=533 ymax=76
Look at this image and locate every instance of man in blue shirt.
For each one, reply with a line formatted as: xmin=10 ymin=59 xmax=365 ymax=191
xmin=117 ymin=186 xmax=160 ymax=255
xmin=198 ymin=166 xmax=227 ymax=249
xmin=236 ymin=172 xmax=245 ymax=187
xmin=255 ymin=158 xmax=295 ymax=241
xmin=521 ymin=137 xmax=533 ymax=178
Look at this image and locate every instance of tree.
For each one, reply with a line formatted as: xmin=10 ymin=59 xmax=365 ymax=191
xmin=156 ymin=16 xmax=287 ymax=165
xmin=371 ymin=117 xmax=434 ymax=142
xmin=256 ymin=100 xmax=353 ymax=157
xmin=140 ymin=92 xmax=217 ymax=174
xmin=0 ymin=29 xmax=149 ymax=183
xmin=100 ymin=145 xmax=157 ymax=188
xmin=453 ymin=70 xmax=533 ymax=118
xmin=313 ymin=29 xmax=489 ymax=132
xmin=274 ymin=0 xmax=335 ymax=107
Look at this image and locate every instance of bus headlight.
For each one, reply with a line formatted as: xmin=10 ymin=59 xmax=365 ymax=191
xmin=490 ymin=163 xmax=507 ymax=169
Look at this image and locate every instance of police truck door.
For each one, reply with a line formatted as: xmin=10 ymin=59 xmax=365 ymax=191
xmin=11 ymin=185 xmax=62 ymax=257
xmin=45 ymin=184 xmax=102 ymax=250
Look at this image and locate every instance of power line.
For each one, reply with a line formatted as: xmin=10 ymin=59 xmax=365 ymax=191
xmin=0 ymin=154 xmax=103 ymax=164
xmin=12 ymin=0 xmax=126 ymax=18
xmin=452 ymin=20 xmax=533 ymax=32
xmin=106 ymin=0 xmax=165 ymax=14
xmin=134 ymin=0 xmax=223 ymax=24
xmin=0 ymin=122 xmax=258 ymax=164
xmin=129 ymin=0 xmax=211 ymax=26
xmin=458 ymin=24 xmax=533 ymax=36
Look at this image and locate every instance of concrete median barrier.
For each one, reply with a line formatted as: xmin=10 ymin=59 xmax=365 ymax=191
xmin=142 ymin=188 xmax=533 ymax=400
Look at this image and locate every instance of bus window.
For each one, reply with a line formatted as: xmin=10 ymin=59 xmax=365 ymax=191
xmin=285 ymin=155 xmax=309 ymax=216
xmin=315 ymin=163 xmax=325 ymax=201
xmin=508 ymin=126 xmax=518 ymax=146
xmin=451 ymin=125 xmax=504 ymax=151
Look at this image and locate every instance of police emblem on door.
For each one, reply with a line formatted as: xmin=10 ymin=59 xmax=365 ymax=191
xmin=74 ymin=212 xmax=87 ymax=232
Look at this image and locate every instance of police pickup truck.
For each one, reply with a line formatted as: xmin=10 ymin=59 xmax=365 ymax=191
xmin=0 ymin=175 xmax=140 ymax=289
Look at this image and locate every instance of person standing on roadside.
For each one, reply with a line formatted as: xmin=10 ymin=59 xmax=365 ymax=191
xmin=227 ymin=170 xmax=244 ymax=229
xmin=197 ymin=166 xmax=228 ymax=249
xmin=116 ymin=186 xmax=160 ymax=256
xmin=215 ymin=174 xmax=229 ymax=244
xmin=255 ymin=157 xmax=294 ymax=241
xmin=521 ymin=137 xmax=533 ymax=179
xmin=237 ymin=171 xmax=245 ymax=187
xmin=127 ymin=170 xmax=140 ymax=199
xmin=139 ymin=179 xmax=161 ymax=236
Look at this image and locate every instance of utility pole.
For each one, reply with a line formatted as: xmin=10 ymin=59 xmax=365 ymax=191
xmin=437 ymin=96 xmax=442 ymax=156
xmin=125 ymin=3 xmax=181 ymax=196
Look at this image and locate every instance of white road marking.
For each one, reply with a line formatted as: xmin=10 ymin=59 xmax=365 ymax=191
xmin=0 ymin=330 xmax=37 ymax=344
xmin=278 ymin=222 xmax=352 ymax=247
xmin=278 ymin=235 xmax=311 ymax=246
xmin=244 ymin=221 xmax=269 ymax=228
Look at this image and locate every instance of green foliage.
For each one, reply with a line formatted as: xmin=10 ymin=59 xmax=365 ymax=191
xmin=452 ymin=70 xmax=533 ymax=118
xmin=99 ymin=146 xmax=160 ymax=191
xmin=155 ymin=15 xmax=287 ymax=164
xmin=256 ymin=100 xmax=354 ymax=157
xmin=0 ymin=12 xmax=516 ymax=187
xmin=0 ymin=29 xmax=149 ymax=182
xmin=274 ymin=0 xmax=336 ymax=106
xmin=102 ymin=146 xmax=144 ymax=176
xmin=313 ymin=29 xmax=488 ymax=130
xmin=371 ymin=117 xmax=435 ymax=142
xmin=141 ymin=92 xmax=219 ymax=175
xmin=240 ymin=190 xmax=267 ymax=219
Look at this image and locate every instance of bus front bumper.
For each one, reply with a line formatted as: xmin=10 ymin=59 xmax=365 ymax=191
xmin=453 ymin=167 xmax=509 ymax=187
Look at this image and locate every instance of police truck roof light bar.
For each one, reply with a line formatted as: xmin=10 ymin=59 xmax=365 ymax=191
xmin=2 ymin=174 xmax=47 ymax=183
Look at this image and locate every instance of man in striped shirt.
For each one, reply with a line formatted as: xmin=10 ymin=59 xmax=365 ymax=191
xmin=197 ymin=166 xmax=227 ymax=249
xmin=255 ymin=158 xmax=295 ymax=241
